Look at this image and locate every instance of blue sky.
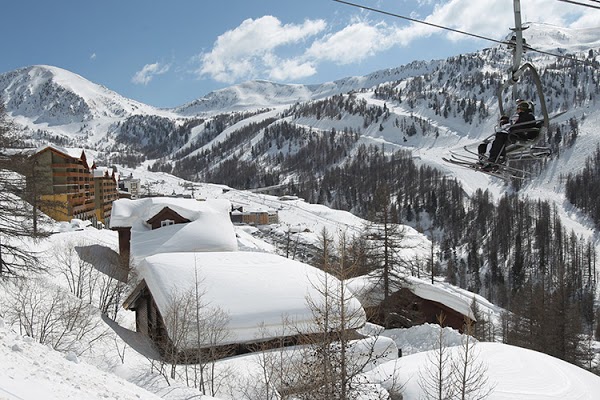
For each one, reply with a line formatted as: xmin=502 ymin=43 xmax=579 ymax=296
xmin=1 ymin=0 xmax=597 ymax=108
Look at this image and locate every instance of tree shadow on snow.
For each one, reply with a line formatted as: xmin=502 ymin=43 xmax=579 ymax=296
xmin=75 ymin=244 xmax=129 ymax=283
xmin=101 ymin=314 xmax=162 ymax=361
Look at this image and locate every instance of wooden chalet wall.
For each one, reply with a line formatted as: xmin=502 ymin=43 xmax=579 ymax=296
xmin=366 ymin=288 xmax=471 ymax=332
xmin=146 ymin=207 xmax=190 ymax=230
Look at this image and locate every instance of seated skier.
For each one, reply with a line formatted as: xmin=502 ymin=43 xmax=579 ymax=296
xmin=480 ymin=100 xmax=538 ymax=172
xmin=478 ymin=114 xmax=510 ymax=161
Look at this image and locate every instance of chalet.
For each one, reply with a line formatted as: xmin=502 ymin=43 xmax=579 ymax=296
xmin=347 ymin=275 xmax=476 ymax=332
xmin=109 ymin=197 xmax=238 ymax=266
xmin=29 ymin=146 xmax=118 ymax=224
xmin=123 ymin=251 xmax=367 ymax=360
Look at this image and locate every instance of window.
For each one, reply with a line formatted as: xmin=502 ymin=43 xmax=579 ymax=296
xmin=160 ymin=219 xmax=174 ymax=227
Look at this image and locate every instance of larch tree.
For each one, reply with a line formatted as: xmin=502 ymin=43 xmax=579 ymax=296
xmin=284 ymin=228 xmax=394 ymax=400
xmin=0 ymin=100 xmax=47 ymax=278
xmin=362 ymin=183 xmax=419 ymax=327
xmin=451 ymin=318 xmax=494 ymax=400
xmin=418 ymin=313 xmax=456 ymax=400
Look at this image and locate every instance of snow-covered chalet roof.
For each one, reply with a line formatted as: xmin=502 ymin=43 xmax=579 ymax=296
xmin=110 ymin=197 xmax=238 ymax=262
xmin=110 ymin=197 xmax=231 ymax=230
xmin=135 ymin=251 xmax=367 ymax=349
xmin=347 ymin=274 xmax=475 ymax=321
xmin=92 ymin=166 xmax=117 ymax=181
xmin=405 ymin=276 xmax=475 ymax=321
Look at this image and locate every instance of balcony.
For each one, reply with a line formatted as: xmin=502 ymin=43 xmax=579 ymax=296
xmin=72 ymin=203 xmax=96 ymax=214
xmin=53 ymin=171 xmax=92 ymax=180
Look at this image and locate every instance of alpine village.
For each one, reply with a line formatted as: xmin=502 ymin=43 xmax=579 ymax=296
xmin=2 ymin=8 xmax=600 ymax=400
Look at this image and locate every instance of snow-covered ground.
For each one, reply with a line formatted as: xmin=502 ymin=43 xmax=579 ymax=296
xmin=1 ymin=173 xmax=599 ymax=399
xmin=2 ymin=310 xmax=600 ymax=399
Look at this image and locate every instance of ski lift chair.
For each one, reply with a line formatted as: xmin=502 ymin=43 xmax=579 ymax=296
xmin=503 ymin=119 xmax=549 ymax=161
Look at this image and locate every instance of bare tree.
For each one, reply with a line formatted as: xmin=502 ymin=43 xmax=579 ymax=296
xmin=419 ymin=315 xmax=494 ymax=400
xmin=0 ymin=277 xmax=109 ymax=355
xmin=235 ymin=321 xmax=301 ymax=400
xmin=282 ymin=228 xmax=395 ymax=400
xmin=0 ymin=100 xmax=48 ymax=278
xmin=451 ymin=318 xmax=494 ymax=400
xmin=419 ymin=313 xmax=456 ymax=400
xmin=161 ymin=276 xmax=231 ymax=397
xmin=53 ymin=240 xmax=96 ymax=300
xmin=51 ymin=239 xmax=127 ymax=319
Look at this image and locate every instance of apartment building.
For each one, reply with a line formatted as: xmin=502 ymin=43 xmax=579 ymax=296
xmin=29 ymin=146 xmax=118 ymax=224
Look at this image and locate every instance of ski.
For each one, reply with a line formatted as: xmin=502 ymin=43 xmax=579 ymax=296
xmin=448 ymin=143 xmax=537 ymax=177
xmin=442 ymin=157 xmax=527 ymax=180
xmin=448 ymin=152 xmax=527 ymax=175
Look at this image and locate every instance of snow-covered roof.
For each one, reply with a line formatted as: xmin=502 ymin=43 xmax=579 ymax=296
xmin=92 ymin=166 xmax=114 ymax=178
xmin=34 ymin=145 xmax=95 ymax=169
xmin=405 ymin=276 xmax=475 ymax=321
xmin=110 ymin=197 xmax=238 ymax=261
xmin=131 ymin=217 xmax=238 ymax=261
xmin=347 ymin=274 xmax=475 ymax=321
xmin=109 ymin=197 xmax=231 ymax=230
xmin=136 ymin=251 xmax=366 ymax=349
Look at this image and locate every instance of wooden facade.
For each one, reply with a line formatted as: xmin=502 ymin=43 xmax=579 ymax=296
xmin=366 ymin=288 xmax=472 ymax=333
xmin=94 ymin=168 xmax=119 ymax=225
xmin=146 ymin=207 xmax=190 ymax=230
xmin=124 ymin=282 xmax=167 ymax=342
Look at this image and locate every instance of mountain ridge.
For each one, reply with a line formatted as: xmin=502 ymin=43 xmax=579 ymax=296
xmin=0 ymin=22 xmax=598 ymax=179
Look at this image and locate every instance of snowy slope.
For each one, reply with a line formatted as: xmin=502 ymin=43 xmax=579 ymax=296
xmin=173 ymin=59 xmax=441 ymax=116
xmin=523 ymin=23 xmax=600 ymax=54
xmin=1 ymin=191 xmax=599 ymax=399
xmin=0 ymin=321 xmax=163 ymax=400
xmin=368 ymin=341 xmax=600 ymax=400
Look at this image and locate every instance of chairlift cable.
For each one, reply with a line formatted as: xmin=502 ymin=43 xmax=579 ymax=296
xmin=557 ymin=0 xmax=600 ymax=9
xmin=332 ymin=0 xmax=594 ymax=66
xmin=332 ymin=0 xmax=509 ymax=45
xmin=498 ymin=0 xmax=549 ymax=132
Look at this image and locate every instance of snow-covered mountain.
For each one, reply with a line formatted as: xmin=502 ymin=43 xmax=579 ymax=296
xmin=522 ymin=22 xmax=600 ymax=54
xmin=2 ymin=22 xmax=600 ymax=397
xmin=0 ymin=65 xmax=171 ymax=121
xmin=0 ymin=65 xmax=179 ymax=150
xmin=0 ymin=23 xmax=596 ymax=165
xmin=172 ymin=59 xmax=440 ymax=115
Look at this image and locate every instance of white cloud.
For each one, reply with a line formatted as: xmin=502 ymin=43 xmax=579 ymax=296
xmin=266 ymin=55 xmax=317 ymax=81
xmin=305 ymin=21 xmax=396 ymax=65
xmin=90 ymin=53 xmax=97 ymax=60
xmin=415 ymin=0 xmax=598 ymax=41
xmin=193 ymin=2 xmax=598 ymax=85
xmin=132 ymin=62 xmax=171 ymax=85
xmin=196 ymin=15 xmax=326 ymax=83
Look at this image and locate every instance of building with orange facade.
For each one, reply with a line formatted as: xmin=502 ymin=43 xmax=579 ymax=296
xmin=29 ymin=146 xmax=118 ymax=225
